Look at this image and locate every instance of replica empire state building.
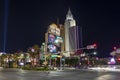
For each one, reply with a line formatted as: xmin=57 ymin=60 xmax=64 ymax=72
xmin=64 ymin=9 xmax=81 ymax=57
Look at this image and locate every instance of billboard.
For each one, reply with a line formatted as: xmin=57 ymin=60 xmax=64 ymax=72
xmin=47 ymin=44 xmax=57 ymax=53
xmin=47 ymin=34 xmax=62 ymax=53
xmin=48 ymin=34 xmax=56 ymax=43
xmin=48 ymin=24 xmax=60 ymax=36
xmin=48 ymin=34 xmax=63 ymax=47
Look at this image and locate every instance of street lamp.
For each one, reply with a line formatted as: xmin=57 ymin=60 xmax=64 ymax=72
xmin=57 ymin=52 xmax=62 ymax=70
xmin=93 ymin=52 xmax=97 ymax=55
xmin=0 ymin=52 xmax=3 ymax=67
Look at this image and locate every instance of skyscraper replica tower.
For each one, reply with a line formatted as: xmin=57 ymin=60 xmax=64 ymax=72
xmin=64 ymin=9 xmax=81 ymax=57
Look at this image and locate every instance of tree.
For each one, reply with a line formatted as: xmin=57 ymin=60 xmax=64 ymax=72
xmin=27 ymin=44 xmax=41 ymax=67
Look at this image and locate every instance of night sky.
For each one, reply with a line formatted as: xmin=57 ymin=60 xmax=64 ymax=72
xmin=0 ymin=0 xmax=120 ymax=57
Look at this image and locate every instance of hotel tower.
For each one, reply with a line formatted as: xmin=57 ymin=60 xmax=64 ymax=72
xmin=64 ymin=9 xmax=81 ymax=57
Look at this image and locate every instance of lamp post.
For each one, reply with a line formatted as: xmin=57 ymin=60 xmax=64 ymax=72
xmin=59 ymin=54 xmax=62 ymax=70
xmin=60 ymin=54 xmax=62 ymax=70
xmin=0 ymin=53 xmax=2 ymax=67
xmin=57 ymin=52 xmax=62 ymax=70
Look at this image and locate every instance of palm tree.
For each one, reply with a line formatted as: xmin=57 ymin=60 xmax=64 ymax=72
xmin=27 ymin=44 xmax=41 ymax=67
xmin=1 ymin=54 xmax=7 ymax=67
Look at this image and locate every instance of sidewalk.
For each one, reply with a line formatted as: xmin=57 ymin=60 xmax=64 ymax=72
xmin=0 ymin=67 xmax=3 ymax=71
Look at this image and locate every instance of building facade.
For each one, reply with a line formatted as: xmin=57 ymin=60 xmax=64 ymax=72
xmin=64 ymin=9 xmax=82 ymax=57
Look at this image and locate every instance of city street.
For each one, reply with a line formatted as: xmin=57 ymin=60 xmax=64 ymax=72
xmin=0 ymin=68 xmax=120 ymax=80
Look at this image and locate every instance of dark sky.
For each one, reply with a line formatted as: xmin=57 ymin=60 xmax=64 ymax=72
xmin=0 ymin=0 xmax=120 ymax=57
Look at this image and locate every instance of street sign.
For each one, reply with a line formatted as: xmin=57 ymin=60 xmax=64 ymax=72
xmin=87 ymin=44 xmax=97 ymax=49
xmin=51 ymin=55 xmax=58 ymax=58
xmin=87 ymin=45 xmax=94 ymax=49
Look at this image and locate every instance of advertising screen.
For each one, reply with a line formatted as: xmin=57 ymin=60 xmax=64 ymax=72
xmin=47 ymin=44 xmax=57 ymax=53
xmin=47 ymin=33 xmax=62 ymax=53
xmin=48 ymin=34 xmax=56 ymax=43
xmin=48 ymin=34 xmax=62 ymax=46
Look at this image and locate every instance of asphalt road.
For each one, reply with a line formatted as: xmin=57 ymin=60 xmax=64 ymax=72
xmin=0 ymin=68 xmax=120 ymax=80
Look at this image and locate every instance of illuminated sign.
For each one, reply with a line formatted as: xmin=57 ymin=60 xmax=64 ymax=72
xmin=48 ymin=24 xmax=60 ymax=36
xmin=48 ymin=34 xmax=63 ymax=47
xmin=47 ymin=24 xmax=62 ymax=53
xmin=48 ymin=34 xmax=56 ymax=43
xmin=108 ymin=57 xmax=116 ymax=65
xmin=47 ymin=44 xmax=57 ymax=53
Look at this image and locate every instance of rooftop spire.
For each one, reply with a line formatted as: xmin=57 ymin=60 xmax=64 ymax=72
xmin=68 ymin=8 xmax=72 ymax=16
xmin=66 ymin=8 xmax=73 ymax=20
